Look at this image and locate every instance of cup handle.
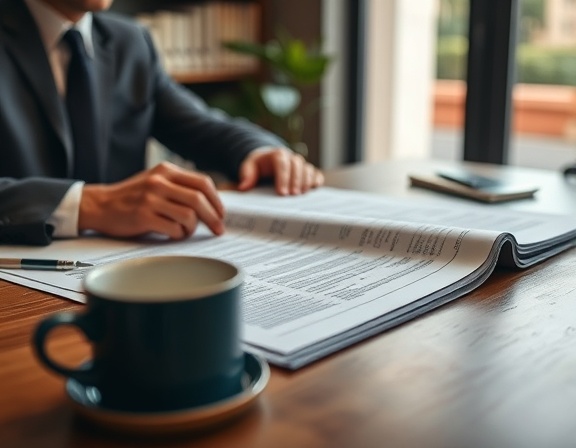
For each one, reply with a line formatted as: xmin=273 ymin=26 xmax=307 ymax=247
xmin=33 ymin=312 xmax=98 ymax=385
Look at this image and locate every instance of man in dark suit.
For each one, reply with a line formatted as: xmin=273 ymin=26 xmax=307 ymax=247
xmin=0 ymin=0 xmax=324 ymax=245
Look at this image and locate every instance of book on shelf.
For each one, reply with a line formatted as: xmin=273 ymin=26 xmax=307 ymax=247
xmin=135 ymin=1 xmax=260 ymax=76
xmin=1 ymin=188 xmax=575 ymax=369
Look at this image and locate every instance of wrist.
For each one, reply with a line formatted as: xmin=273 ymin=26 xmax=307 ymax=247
xmin=78 ymin=184 xmax=108 ymax=232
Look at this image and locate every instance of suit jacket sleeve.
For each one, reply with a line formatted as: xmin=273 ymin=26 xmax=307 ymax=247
xmin=0 ymin=178 xmax=75 ymax=245
xmin=144 ymin=30 xmax=286 ymax=181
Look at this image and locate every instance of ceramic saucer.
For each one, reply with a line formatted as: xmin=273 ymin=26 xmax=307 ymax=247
xmin=66 ymin=352 xmax=270 ymax=435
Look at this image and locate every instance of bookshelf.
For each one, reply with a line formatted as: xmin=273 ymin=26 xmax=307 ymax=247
xmin=111 ymin=0 xmax=265 ymax=84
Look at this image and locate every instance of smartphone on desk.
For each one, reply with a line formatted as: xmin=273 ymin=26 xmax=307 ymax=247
xmin=437 ymin=169 xmax=504 ymax=189
xmin=409 ymin=169 xmax=540 ymax=203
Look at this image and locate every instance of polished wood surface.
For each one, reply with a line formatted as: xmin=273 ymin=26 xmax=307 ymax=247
xmin=1 ymin=159 xmax=575 ymax=448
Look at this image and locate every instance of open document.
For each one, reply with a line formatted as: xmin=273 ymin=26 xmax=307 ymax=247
xmin=1 ymin=187 xmax=575 ymax=369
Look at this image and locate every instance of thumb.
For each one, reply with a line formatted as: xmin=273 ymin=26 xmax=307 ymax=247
xmin=237 ymin=158 xmax=259 ymax=191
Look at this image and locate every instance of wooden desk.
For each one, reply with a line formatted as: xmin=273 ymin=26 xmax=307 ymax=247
xmin=2 ymin=159 xmax=576 ymax=448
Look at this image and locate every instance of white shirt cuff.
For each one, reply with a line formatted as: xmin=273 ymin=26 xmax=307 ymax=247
xmin=46 ymin=181 xmax=84 ymax=238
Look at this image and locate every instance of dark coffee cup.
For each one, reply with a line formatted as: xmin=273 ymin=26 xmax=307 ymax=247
xmin=33 ymin=256 xmax=244 ymax=412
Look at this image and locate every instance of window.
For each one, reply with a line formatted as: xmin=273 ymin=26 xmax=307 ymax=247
xmin=431 ymin=0 xmax=576 ymax=169
xmin=512 ymin=0 xmax=576 ymax=169
xmin=432 ymin=0 xmax=470 ymax=161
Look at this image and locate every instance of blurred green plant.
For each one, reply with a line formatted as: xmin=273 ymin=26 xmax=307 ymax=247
xmin=436 ymin=35 xmax=468 ymax=80
xmin=435 ymin=0 xmax=576 ymax=86
xmin=210 ymin=31 xmax=332 ymax=158
xmin=516 ymin=45 xmax=576 ymax=85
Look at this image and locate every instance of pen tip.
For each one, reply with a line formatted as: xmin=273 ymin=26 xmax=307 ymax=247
xmin=75 ymin=262 xmax=94 ymax=268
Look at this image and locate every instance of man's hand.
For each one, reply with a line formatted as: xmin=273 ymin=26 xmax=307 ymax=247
xmin=78 ymin=162 xmax=224 ymax=240
xmin=237 ymin=148 xmax=324 ymax=195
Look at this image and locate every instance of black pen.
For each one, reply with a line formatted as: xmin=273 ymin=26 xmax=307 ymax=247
xmin=0 ymin=258 xmax=94 ymax=270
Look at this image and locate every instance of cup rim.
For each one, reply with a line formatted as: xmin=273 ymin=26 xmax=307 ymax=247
xmin=83 ymin=256 xmax=243 ymax=303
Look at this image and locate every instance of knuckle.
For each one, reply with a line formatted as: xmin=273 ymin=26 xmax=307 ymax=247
xmin=196 ymin=173 xmax=214 ymax=189
xmin=187 ymin=189 xmax=203 ymax=206
xmin=181 ymin=208 xmax=198 ymax=224
xmin=140 ymin=192 xmax=157 ymax=207
xmin=155 ymin=161 xmax=174 ymax=174
xmin=144 ymin=173 xmax=166 ymax=192
xmin=274 ymin=148 xmax=291 ymax=162
xmin=293 ymin=153 xmax=306 ymax=163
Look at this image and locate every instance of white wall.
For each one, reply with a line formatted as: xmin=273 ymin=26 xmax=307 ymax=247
xmin=320 ymin=0 xmax=437 ymax=167
xmin=363 ymin=0 xmax=437 ymax=162
xmin=320 ymin=0 xmax=349 ymax=169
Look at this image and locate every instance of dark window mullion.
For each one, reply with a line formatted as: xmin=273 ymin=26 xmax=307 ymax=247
xmin=345 ymin=0 xmax=367 ymax=164
xmin=463 ymin=0 xmax=519 ymax=164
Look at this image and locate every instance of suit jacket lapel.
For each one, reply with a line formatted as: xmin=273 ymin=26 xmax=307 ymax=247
xmin=0 ymin=0 xmax=73 ymax=174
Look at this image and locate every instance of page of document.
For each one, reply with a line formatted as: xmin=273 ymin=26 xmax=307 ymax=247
xmin=221 ymin=187 xmax=576 ymax=249
xmin=1 ymin=187 xmax=574 ymax=368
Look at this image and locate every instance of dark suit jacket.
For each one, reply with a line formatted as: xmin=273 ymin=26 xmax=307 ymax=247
xmin=0 ymin=0 xmax=283 ymax=245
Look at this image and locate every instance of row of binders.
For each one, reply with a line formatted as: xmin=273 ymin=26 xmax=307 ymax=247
xmin=136 ymin=1 xmax=261 ymax=75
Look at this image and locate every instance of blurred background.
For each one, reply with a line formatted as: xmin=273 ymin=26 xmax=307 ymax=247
xmin=115 ymin=0 xmax=576 ymax=172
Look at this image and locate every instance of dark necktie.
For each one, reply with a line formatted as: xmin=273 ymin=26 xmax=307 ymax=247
xmin=63 ymin=29 xmax=101 ymax=183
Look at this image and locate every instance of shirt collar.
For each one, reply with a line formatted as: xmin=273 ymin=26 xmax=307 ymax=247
xmin=24 ymin=0 xmax=95 ymax=58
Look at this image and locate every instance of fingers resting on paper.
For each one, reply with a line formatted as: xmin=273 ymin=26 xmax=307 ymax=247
xmin=237 ymin=148 xmax=324 ymax=195
xmin=78 ymin=150 xmax=324 ymax=241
